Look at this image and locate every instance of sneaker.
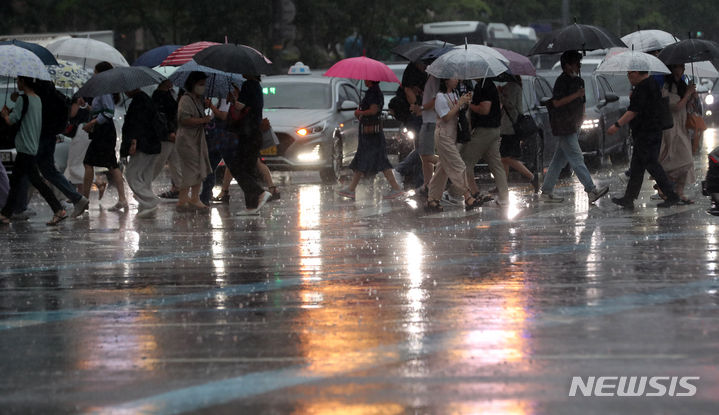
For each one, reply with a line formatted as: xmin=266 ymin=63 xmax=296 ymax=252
xmin=441 ymin=191 xmax=463 ymax=207
xmin=587 ymin=186 xmax=609 ymax=204
xmin=540 ymin=192 xmax=564 ymax=203
xmin=71 ymin=196 xmax=90 ymax=218
xmin=236 ymin=192 xmax=272 ymax=216
xmin=383 ymin=188 xmax=405 ymax=200
xmin=158 ymin=190 xmax=179 ymax=200
xmin=611 ymin=196 xmax=634 ymax=209
xmin=657 ymin=196 xmax=680 ymax=208
xmin=136 ymin=205 xmax=158 ymax=218
xmin=337 ymin=187 xmax=356 ymax=200
xmin=650 ymin=193 xmax=664 ymax=201
xmin=531 ymin=174 xmax=540 ymax=194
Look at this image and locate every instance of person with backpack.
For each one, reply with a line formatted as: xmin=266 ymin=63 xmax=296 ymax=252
xmin=151 ymin=79 xmax=182 ymax=200
xmin=35 ymin=80 xmax=89 ymax=218
xmin=121 ymin=88 xmax=163 ymax=218
xmin=1 ymin=76 xmax=67 ymax=226
xmin=608 ymin=70 xmax=680 ymax=208
xmin=541 ymin=51 xmax=609 ymax=204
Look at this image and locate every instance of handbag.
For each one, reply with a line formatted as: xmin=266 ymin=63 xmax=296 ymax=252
xmin=260 ymin=118 xmax=279 ymax=149
xmin=360 ymin=114 xmax=383 ymax=135
xmin=503 ymin=106 xmax=538 ymax=139
xmin=456 ymin=107 xmax=471 ymax=143
xmin=686 ymin=113 xmax=707 ymax=132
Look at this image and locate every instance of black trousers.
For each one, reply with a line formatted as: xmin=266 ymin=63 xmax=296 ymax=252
xmin=2 ymin=152 xmax=63 ymax=217
xmin=225 ymin=132 xmax=264 ymax=209
xmin=624 ymin=133 xmax=678 ymax=201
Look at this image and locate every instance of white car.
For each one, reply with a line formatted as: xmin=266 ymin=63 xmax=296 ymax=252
xmin=261 ymin=74 xmax=361 ymax=183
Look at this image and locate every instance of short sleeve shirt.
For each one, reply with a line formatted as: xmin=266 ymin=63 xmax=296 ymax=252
xmin=360 ymin=84 xmax=384 ymax=112
xmin=550 ymin=72 xmax=585 ymax=135
xmin=471 ymin=80 xmax=501 ymax=128
xmin=434 ymin=92 xmax=457 ymax=120
xmin=422 ymin=76 xmax=440 ymax=123
xmin=401 ymin=63 xmax=428 ymax=89
xmin=238 ymin=79 xmax=264 ymax=127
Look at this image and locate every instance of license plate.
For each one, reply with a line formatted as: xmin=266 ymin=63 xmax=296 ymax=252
xmin=260 ymin=146 xmax=278 ymax=156
xmin=0 ymin=152 xmax=11 ymax=162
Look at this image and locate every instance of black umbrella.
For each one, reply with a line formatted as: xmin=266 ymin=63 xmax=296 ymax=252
xmin=391 ymin=40 xmax=454 ymax=62
xmin=192 ymin=44 xmax=272 ymax=76
xmin=77 ymin=66 xmax=166 ymax=97
xmin=529 ymin=24 xmax=626 ymax=55
xmin=658 ymin=39 xmax=719 ymax=65
xmin=0 ymin=39 xmax=59 ymax=65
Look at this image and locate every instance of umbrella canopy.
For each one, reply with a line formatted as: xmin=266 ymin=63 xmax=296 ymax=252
xmin=192 ymin=44 xmax=273 ymax=76
xmin=160 ymin=42 xmax=220 ymax=66
xmin=420 ymin=46 xmax=454 ymax=61
xmin=426 ymin=48 xmax=508 ymax=80
xmin=454 ymin=44 xmax=509 ymax=64
xmin=494 ymin=47 xmax=536 ymax=76
xmin=153 ymin=65 xmax=179 ymax=78
xmin=0 ymin=45 xmax=51 ymax=80
xmin=529 ymin=24 xmax=627 ymax=55
xmin=596 ymin=50 xmax=670 ymax=74
xmin=391 ymin=40 xmax=453 ymax=62
xmin=324 ymin=57 xmax=400 ymax=83
xmin=621 ymin=30 xmax=678 ymax=53
xmin=658 ymin=39 xmax=719 ymax=65
xmin=47 ymin=60 xmax=93 ymax=88
xmin=132 ymin=45 xmax=181 ymax=67
xmin=46 ymin=37 xmax=128 ymax=69
xmin=168 ymin=61 xmax=244 ymax=97
xmin=77 ymin=66 xmax=166 ymax=97
xmin=685 ymin=61 xmax=719 ymax=79
xmin=0 ymin=39 xmax=58 ymax=65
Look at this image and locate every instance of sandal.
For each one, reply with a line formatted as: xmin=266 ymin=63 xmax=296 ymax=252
xmin=46 ymin=210 xmax=68 ymax=226
xmin=679 ymin=198 xmax=695 ymax=205
xmin=108 ymin=202 xmax=129 ymax=212
xmin=0 ymin=214 xmax=9 ymax=225
xmin=465 ymin=197 xmax=483 ymax=211
xmin=268 ymin=186 xmax=281 ymax=202
xmin=212 ymin=192 xmax=230 ymax=204
xmin=425 ymin=199 xmax=443 ymax=212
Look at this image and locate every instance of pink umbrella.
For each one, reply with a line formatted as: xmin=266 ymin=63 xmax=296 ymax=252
xmin=494 ymin=47 xmax=536 ymax=76
xmin=323 ymin=56 xmax=400 ymax=83
xmin=160 ymin=41 xmax=220 ymax=66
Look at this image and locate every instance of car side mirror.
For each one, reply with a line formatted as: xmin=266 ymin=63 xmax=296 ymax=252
xmin=605 ymin=93 xmax=619 ymax=103
xmin=339 ymin=100 xmax=358 ymax=112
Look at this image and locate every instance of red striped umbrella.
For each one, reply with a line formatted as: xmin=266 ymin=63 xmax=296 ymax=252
xmin=160 ymin=41 xmax=220 ymax=66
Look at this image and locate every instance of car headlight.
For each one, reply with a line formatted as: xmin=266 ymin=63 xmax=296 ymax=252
xmin=706 ymin=95 xmax=715 ymax=106
xmin=296 ymin=122 xmax=325 ymax=137
xmin=297 ymin=144 xmax=321 ymax=162
xmin=581 ymin=119 xmax=600 ymax=130
xmin=402 ymin=127 xmax=415 ymax=140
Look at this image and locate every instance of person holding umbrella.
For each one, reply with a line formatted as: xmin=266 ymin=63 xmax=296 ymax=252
xmin=175 ymin=71 xmax=213 ymax=212
xmin=1 ymin=76 xmax=67 ymax=226
xmin=81 ymin=61 xmax=128 ymax=213
xmin=602 ymin=51 xmax=681 ymax=208
xmin=658 ymin=64 xmax=697 ymax=203
xmin=540 ymin=51 xmax=608 ymax=204
xmin=152 ymin=79 xmax=182 ymax=200
xmin=121 ymin=87 xmax=163 ymax=218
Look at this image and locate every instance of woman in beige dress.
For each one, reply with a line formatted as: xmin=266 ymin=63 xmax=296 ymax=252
xmin=660 ymin=64 xmax=697 ymax=204
xmin=175 ymin=71 xmax=212 ymax=212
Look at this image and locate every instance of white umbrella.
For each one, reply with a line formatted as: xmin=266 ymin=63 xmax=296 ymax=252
xmin=426 ymin=48 xmax=508 ymax=80
xmin=685 ymin=61 xmax=719 ymax=79
xmin=621 ymin=30 xmax=678 ymax=53
xmin=0 ymin=45 xmax=51 ymax=80
xmin=153 ymin=65 xmax=178 ymax=78
xmin=454 ymin=44 xmax=510 ymax=64
xmin=46 ymin=37 xmax=129 ymax=70
xmin=596 ymin=50 xmax=670 ymax=74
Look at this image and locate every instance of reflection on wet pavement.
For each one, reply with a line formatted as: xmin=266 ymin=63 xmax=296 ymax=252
xmin=1 ymin=132 xmax=719 ymax=414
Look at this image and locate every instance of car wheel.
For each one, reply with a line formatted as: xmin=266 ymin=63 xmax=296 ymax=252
xmin=610 ymin=132 xmax=633 ymax=165
xmin=319 ymin=134 xmax=343 ymax=184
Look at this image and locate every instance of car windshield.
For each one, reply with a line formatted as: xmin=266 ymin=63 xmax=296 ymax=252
xmin=541 ymin=73 xmax=598 ymax=107
xmin=379 ymin=68 xmax=405 ymax=94
xmin=263 ymin=82 xmax=332 ymax=109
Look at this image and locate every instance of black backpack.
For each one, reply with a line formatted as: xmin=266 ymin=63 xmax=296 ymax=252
xmin=39 ymin=82 xmax=70 ymax=137
xmin=152 ymin=109 xmax=169 ymax=142
xmin=0 ymin=94 xmax=29 ymax=149
xmin=388 ymin=87 xmax=411 ymax=124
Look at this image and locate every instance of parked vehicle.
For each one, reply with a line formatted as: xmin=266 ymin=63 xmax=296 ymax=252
xmin=260 ymin=74 xmax=361 ymax=184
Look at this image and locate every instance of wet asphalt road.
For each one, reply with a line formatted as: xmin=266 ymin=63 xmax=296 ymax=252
xmin=1 ymin=132 xmax=719 ymax=415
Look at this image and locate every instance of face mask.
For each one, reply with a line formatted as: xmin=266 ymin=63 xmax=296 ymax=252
xmin=194 ymin=85 xmax=206 ymax=96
